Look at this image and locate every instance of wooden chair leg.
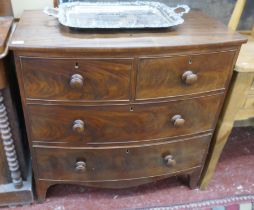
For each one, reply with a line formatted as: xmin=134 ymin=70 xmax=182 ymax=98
xmin=200 ymin=122 xmax=234 ymax=189
xmin=228 ymin=0 xmax=246 ymax=30
xmin=200 ymin=72 xmax=252 ymax=189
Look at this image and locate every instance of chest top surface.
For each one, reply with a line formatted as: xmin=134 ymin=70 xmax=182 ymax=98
xmin=10 ymin=10 xmax=246 ymax=52
xmin=0 ymin=17 xmax=13 ymax=55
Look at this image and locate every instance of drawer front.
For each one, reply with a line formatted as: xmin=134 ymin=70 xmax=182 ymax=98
xmin=29 ymin=94 xmax=222 ymax=145
xmin=34 ymin=135 xmax=210 ymax=181
xmin=21 ymin=57 xmax=132 ymax=101
xmin=136 ymin=51 xmax=235 ymax=99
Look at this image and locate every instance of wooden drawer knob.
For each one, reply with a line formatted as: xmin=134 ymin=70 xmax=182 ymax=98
xmin=182 ymin=71 xmax=198 ymax=85
xmin=171 ymin=115 xmax=185 ymax=127
xmin=164 ymin=155 xmax=176 ymax=167
xmin=69 ymin=74 xmax=84 ymax=89
xmin=73 ymin=120 xmax=85 ymax=134
xmin=75 ymin=161 xmax=86 ymax=172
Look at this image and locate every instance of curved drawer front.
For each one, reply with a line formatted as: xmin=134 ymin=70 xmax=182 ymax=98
xmin=136 ymin=51 xmax=235 ymax=100
xmin=29 ymin=94 xmax=222 ymax=145
xmin=21 ymin=57 xmax=132 ymax=101
xmin=34 ymin=135 xmax=210 ymax=181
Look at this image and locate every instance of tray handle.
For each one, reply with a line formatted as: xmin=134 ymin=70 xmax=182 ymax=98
xmin=173 ymin=5 xmax=190 ymax=16
xmin=43 ymin=7 xmax=59 ymax=18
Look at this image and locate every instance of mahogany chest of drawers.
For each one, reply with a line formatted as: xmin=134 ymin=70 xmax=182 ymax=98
xmin=10 ymin=10 xmax=246 ymax=202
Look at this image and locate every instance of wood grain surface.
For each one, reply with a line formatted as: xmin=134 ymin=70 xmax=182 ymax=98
xmin=235 ymin=36 xmax=254 ymax=73
xmin=28 ymin=94 xmax=223 ymax=145
xmin=0 ymin=0 xmax=13 ymax=17
xmin=21 ymin=57 xmax=132 ymax=101
xmin=136 ymin=51 xmax=236 ymax=99
xmin=9 ymin=11 xmax=246 ymax=52
xmin=34 ymin=134 xmax=210 ymax=182
xmin=0 ymin=17 xmax=13 ymax=54
xmin=11 ymin=9 xmax=246 ymax=201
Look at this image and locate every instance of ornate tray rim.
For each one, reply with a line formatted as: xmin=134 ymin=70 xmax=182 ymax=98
xmin=44 ymin=1 xmax=190 ymax=29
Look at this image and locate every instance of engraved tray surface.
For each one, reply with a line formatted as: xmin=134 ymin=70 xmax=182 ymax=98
xmin=44 ymin=1 xmax=190 ymax=29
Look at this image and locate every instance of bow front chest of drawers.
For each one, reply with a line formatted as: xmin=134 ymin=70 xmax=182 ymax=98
xmin=10 ymin=10 xmax=246 ymax=202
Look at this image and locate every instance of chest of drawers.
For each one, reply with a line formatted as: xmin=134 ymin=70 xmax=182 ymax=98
xmin=10 ymin=10 xmax=246 ymax=202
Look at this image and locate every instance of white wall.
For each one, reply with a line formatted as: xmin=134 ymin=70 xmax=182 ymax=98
xmin=11 ymin=0 xmax=53 ymax=18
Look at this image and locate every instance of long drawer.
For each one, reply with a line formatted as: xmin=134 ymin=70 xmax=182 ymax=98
xmin=20 ymin=57 xmax=132 ymax=101
xmin=136 ymin=51 xmax=235 ymax=100
xmin=34 ymin=134 xmax=210 ymax=182
xmin=28 ymin=94 xmax=222 ymax=145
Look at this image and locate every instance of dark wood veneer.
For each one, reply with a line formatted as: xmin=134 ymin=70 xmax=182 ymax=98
xmin=0 ymin=17 xmax=12 ymax=54
xmin=10 ymin=11 xmax=244 ymax=52
xmin=21 ymin=57 xmax=132 ymax=101
xmin=10 ymin=10 xmax=246 ymax=202
xmin=136 ymin=51 xmax=235 ymax=99
xmin=0 ymin=0 xmax=13 ymax=16
xmin=28 ymin=94 xmax=222 ymax=145
xmin=34 ymin=135 xmax=211 ymax=182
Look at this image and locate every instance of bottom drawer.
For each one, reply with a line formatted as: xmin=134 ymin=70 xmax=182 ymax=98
xmin=34 ymin=134 xmax=211 ymax=182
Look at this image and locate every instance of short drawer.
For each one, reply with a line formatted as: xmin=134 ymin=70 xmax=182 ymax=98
xmin=136 ymin=51 xmax=235 ymax=100
xmin=20 ymin=57 xmax=132 ymax=101
xmin=34 ymin=134 xmax=210 ymax=181
xmin=28 ymin=94 xmax=222 ymax=145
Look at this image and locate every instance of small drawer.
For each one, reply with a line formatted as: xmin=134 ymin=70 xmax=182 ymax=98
xmin=34 ymin=134 xmax=210 ymax=181
xmin=136 ymin=51 xmax=235 ymax=100
xmin=20 ymin=57 xmax=132 ymax=101
xmin=28 ymin=94 xmax=222 ymax=145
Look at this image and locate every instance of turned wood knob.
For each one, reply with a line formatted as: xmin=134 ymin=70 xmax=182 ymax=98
xmin=182 ymin=71 xmax=198 ymax=85
xmin=69 ymin=74 xmax=84 ymax=89
xmin=164 ymin=155 xmax=176 ymax=167
xmin=171 ymin=115 xmax=185 ymax=127
xmin=73 ymin=120 xmax=85 ymax=134
xmin=75 ymin=161 xmax=86 ymax=172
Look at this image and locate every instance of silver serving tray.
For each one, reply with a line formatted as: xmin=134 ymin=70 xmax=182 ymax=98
xmin=44 ymin=1 xmax=190 ymax=29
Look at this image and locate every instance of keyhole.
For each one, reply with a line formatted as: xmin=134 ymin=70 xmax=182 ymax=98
xmin=189 ymin=58 xmax=192 ymax=64
xmin=126 ymin=149 xmax=130 ymax=154
xmin=130 ymin=106 xmax=134 ymax=112
xmin=75 ymin=62 xmax=79 ymax=69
